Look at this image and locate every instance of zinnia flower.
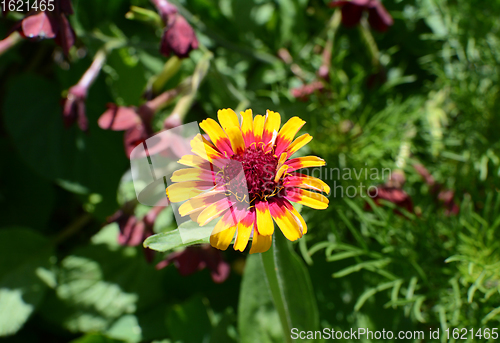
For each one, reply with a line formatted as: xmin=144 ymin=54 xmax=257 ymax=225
xmin=167 ymin=109 xmax=330 ymax=254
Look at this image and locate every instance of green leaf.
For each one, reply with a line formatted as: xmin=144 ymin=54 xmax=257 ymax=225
xmin=354 ymin=280 xmax=401 ymax=312
xmin=105 ymin=315 xmax=142 ymax=343
xmin=70 ymin=333 xmax=126 ymax=343
xmin=3 ymin=74 xmax=127 ymax=219
xmin=209 ymin=308 xmax=238 ymax=343
xmin=39 ymin=243 xmax=164 ymax=338
xmin=144 ymin=221 xmax=214 ymax=252
xmin=106 ymin=48 xmax=151 ymax=106
xmin=260 ymin=231 xmax=319 ymax=343
xmin=166 ymin=295 xmax=212 ymax=343
xmin=0 ymin=138 xmax=55 ymax=230
xmin=0 ymin=228 xmax=55 ymax=337
xmin=332 ymin=258 xmax=392 ymax=278
xmin=238 ymin=254 xmax=282 ymax=343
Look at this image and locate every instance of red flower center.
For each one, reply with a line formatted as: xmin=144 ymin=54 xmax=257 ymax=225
xmin=221 ymin=146 xmax=282 ymax=203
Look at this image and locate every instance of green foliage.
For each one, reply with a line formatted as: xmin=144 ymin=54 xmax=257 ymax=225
xmin=238 ymin=230 xmax=318 ymax=343
xmin=0 ymin=228 xmax=55 ymax=336
xmin=238 ymin=253 xmax=282 ymax=343
xmin=1 ymin=0 xmax=500 ymax=341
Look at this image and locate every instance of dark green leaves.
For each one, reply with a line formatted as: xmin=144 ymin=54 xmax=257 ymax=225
xmin=39 ymin=239 xmax=166 ymax=342
xmin=0 ymin=228 xmax=55 ymax=337
xmin=3 ymin=74 xmax=126 ymax=218
xmin=167 ymin=295 xmax=212 ymax=343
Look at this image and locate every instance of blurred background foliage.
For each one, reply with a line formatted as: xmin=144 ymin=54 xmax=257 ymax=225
xmin=1 ymin=0 xmax=500 ymax=342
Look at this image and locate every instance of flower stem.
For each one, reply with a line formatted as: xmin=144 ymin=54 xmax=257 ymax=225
xmin=359 ymin=17 xmax=380 ymax=69
xmin=0 ymin=31 xmax=22 ymax=56
xmin=165 ymin=51 xmax=212 ymax=124
xmin=260 ymin=232 xmax=293 ymax=343
xmin=77 ymin=48 xmax=107 ymax=91
xmin=318 ymin=9 xmax=342 ymax=80
xmin=150 ymin=56 xmax=183 ymax=95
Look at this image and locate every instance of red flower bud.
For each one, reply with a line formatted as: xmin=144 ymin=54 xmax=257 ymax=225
xmin=14 ymin=1 xmax=76 ymax=55
xmin=160 ymin=13 xmax=199 ymax=58
xmin=63 ymin=85 xmax=88 ymax=131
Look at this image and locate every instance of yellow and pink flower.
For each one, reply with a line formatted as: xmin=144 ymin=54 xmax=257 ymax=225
xmin=167 ymin=109 xmax=330 ymax=253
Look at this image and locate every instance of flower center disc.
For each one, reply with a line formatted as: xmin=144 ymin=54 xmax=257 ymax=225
xmin=221 ymin=146 xmax=281 ymax=203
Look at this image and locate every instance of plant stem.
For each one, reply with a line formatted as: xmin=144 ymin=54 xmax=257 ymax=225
xmin=0 ymin=31 xmax=22 ymax=56
xmin=359 ymin=17 xmax=380 ymax=69
xmin=260 ymin=232 xmax=293 ymax=343
xmin=52 ymin=213 xmax=93 ymax=245
xmin=151 ymin=56 xmax=183 ymax=95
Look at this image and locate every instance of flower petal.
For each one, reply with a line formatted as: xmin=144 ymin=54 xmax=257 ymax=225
xmin=285 ymin=156 xmax=326 ymax=172
xmin=285 ymin=174 xmax=331 ymax=194
xmin=234 ymin=210 xmax=255 ymax=252
xmin=275 ymin=117 xmax=306 ymax=156
xmin=240 ymin=109 xmax=254 ymax=146
xmin=189 ymin=208 xmax=204 ymax=223
xmin=167 ymin=181 xmax=216 ymax=202
xmin=262 ymin=110 xmax=281 ymax=144
xmin=255 ymin=201 xmax=274 ymax=236
xmin=190 ymin=134 xmax=226 ymax=168
xmin=225 ymin=126 xmax=245 ymax=154
xmin=177 ymin=154 xmax=214 ymax=169
xmin=178 ymin=191 xmax=227 ymax=216
xmin=285 ymin=133 xmax=312 ymax=158
xmin=218 ymin=108 xmax=240 ymax=131
xmin=210 ymin=217 xmax=237 ymax=251
xmin=285 ymin=188 xmax=329 ymax=210
xmin=253 ymin=115 xmax=265 ymax=144
xmin=197 ymin=198 xmax=234 ymax=226
xmin=269 ymin=200 xmax=303 ymax=241
xmin=274 ymin=164 xmax=289 ymax=182
xmin=249 ymin=229 xmax=272 ymax=254
xmin=282 ymin=200 xmax=308 ymax=234
xmin=171 ymin=168 xmax=217 ymax=182
xmin=200 ymin=118 xmax=234 ymax=156
xmin=98 ymin=105 xmax=140 ymax=131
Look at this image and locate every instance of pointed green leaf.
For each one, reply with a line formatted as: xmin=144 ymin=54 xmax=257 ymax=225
xmin=144 ymin=221 xmax=214 ymax=252
xmin=260 ymin=231 xmax=319 ymax=342
xmin=238 ymin=254 xmax=282 ymax=343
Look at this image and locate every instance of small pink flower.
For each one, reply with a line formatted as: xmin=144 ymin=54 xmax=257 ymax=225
xmin=160 ymin=13 xmax=199 ymax=58
xmin=62 ymin=48 xmax=106 ymax=131
xmin=151 ymin=0 xmax=198 ymax=58
xmin=413 ymin=163 xmax=459 ymax=216
xmin=63 ymin=85 xmax=88 ymax=131
xmin=156 ymin=245 xmax=230 ymax=283
xmin=107 ymin=203 xmax=166 ymax=263
xmin=366 ymin=170 xmax=413 ymax=215
xmin=329 ymin=0 xmax=393 ymax=32
xmin=16 ymin=0 xmax=75 ymax=55
xmin=99 ymin=104 xmax=154 ymax=158
xmin=368 ymin=186 xmax=414 ymax=214
xmin=291 ymin=81 xmax=324 ymax=101
xmin=107 ymin=202 xmax=143 ymax=246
